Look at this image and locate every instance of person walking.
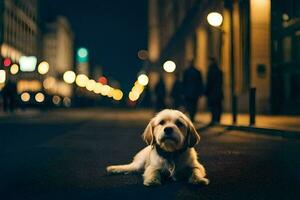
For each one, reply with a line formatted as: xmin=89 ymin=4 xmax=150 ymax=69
xmin=1 ymin=78 xmax=17 ymax=113
xmin=182 ymin=61 xmax=204 ymax=122
xmin=206 ymin=58 xmax=223 ymax=125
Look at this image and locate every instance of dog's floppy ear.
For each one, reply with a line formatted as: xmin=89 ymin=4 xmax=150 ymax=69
xmin=183 ymin=115 xmax=200 ymax=147
xmin=142 ymin=118 xmax=155 ymax=145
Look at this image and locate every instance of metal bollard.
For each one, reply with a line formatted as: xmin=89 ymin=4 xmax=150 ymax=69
xmin=249 ymin=88 xmax=256 ymax=125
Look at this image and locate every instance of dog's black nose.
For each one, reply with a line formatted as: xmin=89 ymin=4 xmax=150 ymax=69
xmin=164 ymin=127 xmax=173 ymax=135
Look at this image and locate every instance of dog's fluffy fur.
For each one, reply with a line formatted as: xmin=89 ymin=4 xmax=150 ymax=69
xmin=106 ymin=109 xmax=209 ymax=186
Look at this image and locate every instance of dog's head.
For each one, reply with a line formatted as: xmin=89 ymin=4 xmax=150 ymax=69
xmin=142 ymin=109 xmax=200 ymax=152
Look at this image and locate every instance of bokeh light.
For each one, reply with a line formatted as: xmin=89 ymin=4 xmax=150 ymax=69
xmin=163 ymin=60 xmax=176 ymax=73
xmin=10 ymin=64 xmax=19 ymax=75
xmin=3 ymin=58 xmax=11 ymax=67
xmin=63 ymin=97 xmax=71 ymax=107
xmin=38 ymin=61 xmax=49 ymax=75
xmin=137 ymin=74 xmax=149 ymax=86
xmin=43 ymin=77 xmax=56 ymax=90
xmin=98 ymin=76 xmax=107 ymax=85
xmin=63 ymin=71 xmax=76 ymax=84
xmin=0 ymin=70 xmax=6 ymax=83
xmin=112 ymin=89 xmax=123 ymax=101
xmin=100 ymin=85 xmax=111 ymax=96
xmin=35 ymin=92 xmax=45 ymax=103
xmin=207 ymin=12 xmax=223 ymax=27
xmin=86 ymin=79 xmax=96 ymax=91
xmin=129 ymin=91 xmax=140 ymax=101
xmin=76 ymin=74 xmax=88 ymax=87
xmin=21 ymin=92 xmax=30 ymax=102
xmin=93 ymin=83 xmax=103 ymax=94
xmin=52 ymin=95 xmax=61 ymax=105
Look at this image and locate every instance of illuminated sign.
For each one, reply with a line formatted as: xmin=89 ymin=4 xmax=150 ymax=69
xmin=19 ymin=56 xmax=37 ymax=72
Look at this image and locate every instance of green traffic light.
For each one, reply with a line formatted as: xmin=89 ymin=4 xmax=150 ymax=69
xmin=77 ymin=47 xmax=88 ymax=63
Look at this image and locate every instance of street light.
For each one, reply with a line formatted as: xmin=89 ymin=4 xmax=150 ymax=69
xmin=207 ymin=12 xmax=223 ymax=27
xmin=163 ymin=60 xmax=176 ymax=73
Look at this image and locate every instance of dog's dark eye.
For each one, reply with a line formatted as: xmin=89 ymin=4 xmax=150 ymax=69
xmin=175 ymin=120 xmax=184 ymax=127
xmin=159 ymin=120 xmax=165 ymax=125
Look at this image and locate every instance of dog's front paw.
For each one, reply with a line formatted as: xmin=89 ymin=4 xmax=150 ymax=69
xmin=189 ymin=175 xmax=210 ymax=185
xmin=143 ymin=177 xmax=161 ymax=186
xmin=106 ymin=166 xmax=121 ymax=174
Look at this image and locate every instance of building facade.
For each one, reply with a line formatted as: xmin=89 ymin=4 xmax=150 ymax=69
xmin=43 ymin=16 xmax=74 ymax=97
xmin=148 ymin=0 xmax=299 ymax=114
xmin=0 ymin=0 xmax=39 ymax=63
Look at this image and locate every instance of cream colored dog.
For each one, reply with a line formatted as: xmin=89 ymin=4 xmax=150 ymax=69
xmin=106 ymin=109 xmax=209 ymax=186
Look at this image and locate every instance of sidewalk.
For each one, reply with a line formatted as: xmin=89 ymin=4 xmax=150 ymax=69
xmin=196 ymin=113 xmax=300 ymax=139
xmin=0 ymin=109 xmax=41 ymax=118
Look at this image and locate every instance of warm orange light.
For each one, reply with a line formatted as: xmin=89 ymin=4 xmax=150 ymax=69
xmin=35 ymin=92 xmax=45 ymax=103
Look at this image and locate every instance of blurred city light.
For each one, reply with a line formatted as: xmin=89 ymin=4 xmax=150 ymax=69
xmin=93 ymin=83 xmax=102 ymax=94
xmin=163 ymin=60 xmax=176 ymax=73
xmin=207 ymin=12 xmax=223 ymax=27
xmin=112 ymin=89 xmax=123 ymax=101
xmin=75 ymin=74 xmax=88 ymax=87
xmin=3 ymin=58 xmax=12 ymax=67
xmin=20 ymin=92 xmax=30 ymax=102
xmin=101 ymin=85 xmax=111 ymax=96
xmin=132 ymin=83 xmax=144 ymax=94
xmin=63 ymin=97 xmax=71 ymax=107
xmin=43 ymin=77 xmax=56 ymax=90
xmin=63 ymin=71 xmax=76 ymax=84
xmin=86 ymin=79 xmax=96 ymax=91
xmin=35 ymin=92 xmax=45 ymax=103
xmin=129 ymin=91 xmax=140 ymax=101
xmin=137 ymin=50 xmax=148 ymax=60
xmin=19 ymin=56 xmax=37 ymax=72
xmin=77 ymin=47 xmax=88 ymax=63
xmin=10 ymin=64 xmax=19 ymax=75
xmin=0 ymin=70 xmax=6 ymax=83
xmin=137 ymin=74 xmax=149 ymax=86
xmin=52 ymin=95 xmax=61 ymax=105
xmin=38 ymin=61 xmax=49 ymax=75
xmin=98 ymin=76 xmax=108 ymax=85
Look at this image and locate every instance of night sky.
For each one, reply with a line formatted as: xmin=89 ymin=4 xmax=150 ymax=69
xmin=40 ymin=0 xmax=148 ymax=92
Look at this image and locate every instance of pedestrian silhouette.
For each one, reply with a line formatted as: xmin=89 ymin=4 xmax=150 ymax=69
xmin=154 ymin=76 xmax=166 ymax=111
xmin=171 ymin=74 xmax=183 ymax=109
xmin=205 ymin=58 xmax=223 ymax=125
xmin=182 ymin=61 xmax=204 ymax=122
xmin=1 ymin=78 xmax=17 ymax=113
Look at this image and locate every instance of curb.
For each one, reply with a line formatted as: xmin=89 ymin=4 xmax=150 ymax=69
xmin=220 ymin=124 xmax=300 ymax=140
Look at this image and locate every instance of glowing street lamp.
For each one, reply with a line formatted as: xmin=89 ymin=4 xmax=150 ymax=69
xmin=137 ymin=74 xmax=149 ymax=86
xmin=207 ymin=12 xmax=223 ymax=27
xmin=63 ymin=71 xmax=76 ymax=84
xmin=163 ymin=60 xmax=176 ymax=73
xmin=38 ymin=61 xmax=49 ymax=75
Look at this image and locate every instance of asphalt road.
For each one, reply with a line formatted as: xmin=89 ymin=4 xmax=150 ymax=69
xmin=0 ymin=109 xmax=300 ymax=200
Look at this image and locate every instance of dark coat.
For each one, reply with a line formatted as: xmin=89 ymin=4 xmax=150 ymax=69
xmin=206 ymin=64 xmax=223 ymax=105
xmin=182 ymin=66 xmax=204 ymax=100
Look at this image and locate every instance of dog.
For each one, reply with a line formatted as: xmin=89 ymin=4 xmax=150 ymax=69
xmin=106 ymin=109 xmax=209 ymax=186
